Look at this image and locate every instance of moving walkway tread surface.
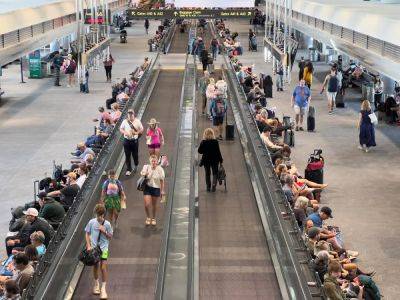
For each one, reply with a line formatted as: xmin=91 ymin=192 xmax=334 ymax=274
xmin=196 ymin=70 xmax=282 ymax=299
xmin=169 ymin=25 xmax=189 ymax=54
xmin=73 ymin=70 xmax=184 ymax=299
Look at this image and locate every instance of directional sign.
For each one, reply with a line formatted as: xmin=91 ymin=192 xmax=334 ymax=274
xmin=126 ymin=9 xmax=254 ymax=19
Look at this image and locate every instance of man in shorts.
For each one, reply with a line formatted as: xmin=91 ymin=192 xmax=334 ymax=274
xmin=321 ymin=67 xmax=339 ymax=114
xmin=85 ymin=204 xmax=113 ymax=299
xmin=291 ymin=79 xmax=311 ymax=131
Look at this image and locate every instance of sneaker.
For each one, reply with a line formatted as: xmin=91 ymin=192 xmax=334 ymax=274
xmin=151 ymin=218 xmax=156 ymax=226
xmin=67 ymin=84 xmax=71 ymax=88
xmin=93 ymin=280 xmax=100 ymax=295
xmin=328 ymin=110 xmax=333 ymax=115
xmin=365 ymin=147 xmax=370 ymax=153
xmin=125 ymin=170 xmax=132 ymax=176
xmin=299 ymin=127 xmax=304 ymax=131
xmin=145 ymin=218 xmax=151 ymax=226
xmin=100 ymin=285 xmax=108 ymax=299
xmin=357 ymin=145 xmax=363 ymax=150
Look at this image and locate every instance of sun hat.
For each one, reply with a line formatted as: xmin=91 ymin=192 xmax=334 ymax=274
xmin=148 ymin=118 xmax=159 ymax=125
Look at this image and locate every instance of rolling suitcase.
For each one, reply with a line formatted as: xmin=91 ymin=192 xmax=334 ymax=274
xmin=307 ymin=106 xmax=316 ymax=132
xmin=225 ymin=110 xmax=235 ymax=140
xmin=336 ymin=92 xmax=345 ymax=108
xmin=283 ymin=129 xmax=295 ymax=147
xmin=305 ymin=149 xmax=324 ymax=184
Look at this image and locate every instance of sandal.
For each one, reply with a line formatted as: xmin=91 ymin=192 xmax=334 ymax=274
xmin=145 ymin=218 xmax=151 ymax=226
xmin=151 ymin=219 xmax=156 ymax=226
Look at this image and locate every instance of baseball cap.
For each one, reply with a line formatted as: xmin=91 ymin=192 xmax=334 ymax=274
xmin=320 ymin=206 xmax=333 ymax=218
xmin=37 ymin=191 xmax=47 ymax=199
xmin=23 ymin=208 xmax=39 ymax=217
xmin=307 ymin=227 xmax=320 ymax=239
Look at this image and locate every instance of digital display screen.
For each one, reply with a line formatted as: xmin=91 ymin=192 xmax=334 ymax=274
xmin=173 ymin=0 xmax=254 ymax=8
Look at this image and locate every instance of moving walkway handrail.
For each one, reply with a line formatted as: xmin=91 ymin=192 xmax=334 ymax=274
xmin=222 ymin=55 xmax=323 ymax=299
xmin=23 ymin=43 xmax=167 ymax=299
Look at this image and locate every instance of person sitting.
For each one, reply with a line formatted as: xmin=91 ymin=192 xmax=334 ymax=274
xmin=312 ymin=250 xmax=330 ymax=283
xmin=30 ymin=231 xmax=46 ymax=257
xmin=75 ymin=164 xmax=88 ymax=188
xmin=93 ymin=107 xmax=112 ymax=131
xmin=71 ymin=142 xmax=95 ymax=164
xmin=1 ymin=279 xmax=21 ymax=299
xmin=116 ymin=90 xmax=129 ymax=106
xmin=23 ymin=208 xmax=54 ymax=248
xmin=38 ymin=196 xmax=65 ymax=229
xmin=260 ymin=126 xmax=283 ymax=152
xmin=141 ymin=57 xmax=150 ymax=70
xmin=110 ymin=103 xmax=121 ymax=124
xmin=305 ymin=226 xmax=321 ymax=257
xmin=293 ymin=196 xmax=315 ymax=229
xmin=13 ymin=253 xmax=34 ymax=295
xmin=47 ymin=172 xmax=80 ymax=209
xmin=24 ymin=245 xmax=39 ymax=269
xmin=282 ymin=174 xmax=298 ymax=207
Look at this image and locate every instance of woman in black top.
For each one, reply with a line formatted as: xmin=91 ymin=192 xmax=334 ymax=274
xmin=198 ymin=128 xmax=223 ymax=192
xmin=200 ymin=49 xmax=209 ymax=72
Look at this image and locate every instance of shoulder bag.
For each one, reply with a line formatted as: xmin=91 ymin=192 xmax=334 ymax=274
xmin=137 ymin=165 xmax=149 ymax=191
xmin=368 ymin=112 xmax=378 ymax=125
xmin=78 ymin=220 xmax=104 ymax=266
xmin=127 ymin=119 xmax=142 ymax=138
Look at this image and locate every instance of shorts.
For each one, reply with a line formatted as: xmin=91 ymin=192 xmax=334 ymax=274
xmin=101 ymin=249 xmax=109 ymax=260
xmin=326 ymin=92 xmax=337 ymax=102
xmin=143 ymin=185 xmax=161 ymax=197
xmin=148 ymin=143 xmax=161 ymax=150
xmin=104 ymin=195 xmax=121 ymax=212
xmin=294 ymin=105 xmax=308 ymax=116
xmin=212 ymin=116 xmax=224 ymax=126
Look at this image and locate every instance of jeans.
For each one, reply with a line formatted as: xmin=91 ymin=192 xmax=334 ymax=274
xmin=212 ymin=47 xmax=218 ymax=60
xmin=277 ymin=75 xmax=283 ymax=90
xmin=105 ymin=66 xmax=112 ymax=81
xmin=204 ymin=163 xmax=218 ymax=188
xmin=123 ymin=138 xmax=139 ymax=171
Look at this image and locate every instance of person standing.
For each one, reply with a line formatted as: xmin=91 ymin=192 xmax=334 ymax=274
xmin=263 ymin=75 xmax=273 ymax=98
xmin=198 ymin=128 xmax=223 ymax=192
xmin=103 ymin=54 xmax=115 ymax=83
xmin=62 ymin=54 xmax=76 ymax=87
xmin=215 ymin=76 xmax=227 ymax=99
xmin=291 ymin=79 xmax=311 ymax=131
xmin=206 ymin=78 xmax=217 ymax=119
xmin=101 ymin=170 xmax=126 ymax=228
xmin=210 ymin=37 xmax=219 ymax=60
xmin=85 ymin=204 xmax=113 ymax=299
xmin=199 ymin=71 xmax=210 ymax=115
xmin=358 ymin=100 xmax=376 ymax=153
xmin=210 ymin=94 xmax=227 ymax=140
xmin=298 ymin=57 xmax=305 ymax=81
xmin=200 ymin=48 xmax=209 ymax=72
xmin=119 ymin=109 xmax=144 ymax=176
xmin=303 ymin=61 xmax=314 ymax=89
xmin=144 ymin=19 xmax=150 ymax=34
xmin=53 ymin=52 xmax=64 ymax=87
xmin=276 ymin=65 xmax=284 ymax=92
xmin=374 ymin=75 xmax=384 ymax=111
xmin=146 ymin=118 xmax=164 ymax=157
xmin=321 ymin=67 xmax=339 ymax=114
xmin=140 ymin=155 xmax=165 ymax=226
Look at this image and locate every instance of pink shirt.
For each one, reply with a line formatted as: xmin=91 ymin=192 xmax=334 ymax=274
xmin=147 ymin=127 xmax=163 ymax=145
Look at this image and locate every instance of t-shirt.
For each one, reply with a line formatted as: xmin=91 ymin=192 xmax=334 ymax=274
xmin=76 ymin=174 xmax=87 ymax=188
xmin=307 ymin=213 xmax=323 ymax=228
xmin=147 ymin=128 xmax=163 ymax=145
xmin=120 ymin=118 xmax=143 ymax=140
xmin=141 ymin=165 xmax=165 ymax=188
xmin=102 ymin=179 xmax=123 ymax=197
xmin=293 ymin=85 xmax=310 ymax=108
xmin=79 ymin=147 xmax=95 ymax=160
xmin=36 ymin=244 xmax=46 ymax=256
xmin=85 ymin=218 xmax=113 ymax=251
xmin=60 ymin=183 xmax=80 ymax=207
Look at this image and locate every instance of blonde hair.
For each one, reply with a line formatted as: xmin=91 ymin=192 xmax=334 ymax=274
xmin=294 ymin=196 xmax=309 ymax=209
xmin=111 ymin=103 xmax=119 ymax=110
xmin=361 ymin=100 xmax=371 ymax=111
xmin=208 ymin=78 xmax=215 ymax=85
xmin=149 ymin=154 xmax=158 ymax=162
xmin=203 ymin=128 xmax=215 ymax=140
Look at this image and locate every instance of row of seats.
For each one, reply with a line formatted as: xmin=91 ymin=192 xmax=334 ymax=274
xmin=220 ymin=19 xmax=381 ymax=300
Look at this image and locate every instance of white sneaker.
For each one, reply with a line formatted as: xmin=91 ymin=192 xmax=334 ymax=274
xmin=365 ymin=147 xmax=370 ymax=153
xmin=125 ymin=170 xmax=131 ymax=176
xmin=93 ymin=280 xmax=100 ymax=295
xmin=357 ymin=145 xmax=363 ymax=150
xmin=67 ymin=84 xmax=71 ymax=88
xmin=100 ymin=285 xmax=108 ymax=299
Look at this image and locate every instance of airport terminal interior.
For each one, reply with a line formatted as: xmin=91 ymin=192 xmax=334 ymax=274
xmin=0 ymin=0 xmax=399 ymax=299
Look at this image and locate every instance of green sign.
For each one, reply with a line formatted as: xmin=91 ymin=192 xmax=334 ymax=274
xmin=126 ymin=8 xmax=254 ymax=19
xmin=29 ymin=58 xmax=42 ymax=79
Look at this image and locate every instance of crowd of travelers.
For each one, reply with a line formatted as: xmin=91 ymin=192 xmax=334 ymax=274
xmin=147 ymin=20 xmax=170 ymax=52
xmin=217 ymin=18 xmax=382 ymax=299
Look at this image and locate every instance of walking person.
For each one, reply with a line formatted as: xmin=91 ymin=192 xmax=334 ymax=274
xmin=206 ymin=78 xmax=217 ymax=119
xmin=200 ymin=48 xmax=209 ymax=72
xmin=263 ymin=75 xmax=273 ymax=98
xmin=100 ymin=170 xmax=126 ymax=228
xmin=62 ymin=54 xmax=76 ymax=87
xmin=198 ymin=128 xmax=223 ymax=192
xmin=298 ymin=57 xmax=306 ymax=81
xmin=53 ymin=52 xmax=64 ymax=86
xmin=303 ymin=61 xmax=314 ymax=89
xmin=210 ymin=94 xmax=227 ymax=140
xmin=291 ymin=79 xmax=311 ymax=131
xmin=103 ymin=54 xmax=114 ymax=83
xmin=358 ymin=100 xmax=376 ymax=153
xmin=144 ymin=19 xmax=149 ymax=34
xmin=374 ymin=75 xmax=384 ymax=111
xmin=85 ymin=204 xmax=113 ymax=299
xmin=146 ymin=118 xmax=164 ymax=158
xmin=199 ymin=71 xmax=210 ymax=115
xmin=119 ymin=109 xmax=144 ymax=176
xmin=141 ymin=155 xmax=165 ymax=226
xmin=276 ymin=64 xmax=284 ymax=91
xmin=321 ymin=67 xmax=339 ymax=114
xmin=210 ymin=36 xmax=219 ymax=60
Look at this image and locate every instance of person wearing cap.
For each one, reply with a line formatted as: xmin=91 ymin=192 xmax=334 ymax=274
xmin=30 ymin=231 xmax=46 ymax=257
xmin=38 ymin=196 xmax=65 ymax=228
xmin=47 ymin=172 xmax=80 ymax=209
xmin=120 ymin=109 xmax=144 ymax=176
xmin=146 ymin=118 xmax=164 ymax=158
xmin=93 ymin=107 xmax=112 ymax=131
xmin=306 ymin=226 xmax=321 ymax=257
xmin=23 ymin=208 xmax=54 ymax=247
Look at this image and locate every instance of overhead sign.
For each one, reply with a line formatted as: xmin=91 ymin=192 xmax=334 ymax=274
xmin=126 ymin=9 xmax=254 ymax=19
xmin=83 ymin=9 xmax=111 ymax=24
xmin=174 ymin=0 xmax=254 ymax=8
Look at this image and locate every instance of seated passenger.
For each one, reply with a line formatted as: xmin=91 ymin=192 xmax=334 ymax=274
xmin=260 ymin=126 xmax=283 ymax=151
xmin=38 ymin=196 xmax=65 ymax=228
xmin=47 ymin=172 xmax=80 ymax=209
xmin=23 ymin=208 xmax=54 ymax=248
xmin=13 ymin=253 xmax=34 ymax=295
xmin=24 ymin=245 xmax=39 ymax=269
xmin=93 ymin=107 xmax=112 ymax=130
xmin=141 ymin=57 xmax=150 ymax=70
xmin=71 ymin=142 xmax=95 ymax=164
xmin=75 ymin=164 xmax=88 ymax=188
xmin=30 ymin=231 xmax=46 ymax=257
xmin=312 ymin=250 xmax=329 ymax=283
xmin=110 ymin=103 xmax=121 ymax=124
xmin=2 ymin=279 xmax=20 ymax=299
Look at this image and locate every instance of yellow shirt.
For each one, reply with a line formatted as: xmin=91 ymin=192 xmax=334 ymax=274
xmin=303 ymin=67 xmax=313 ymax=85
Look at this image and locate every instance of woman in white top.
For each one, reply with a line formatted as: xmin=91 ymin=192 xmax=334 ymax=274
xmin=206 ymin=78 xmax=217 ymax=119
xmin=141 ymin=155 xmax=165 ymax=226
xmin=374 ymin=76 xmax=384 ymax=111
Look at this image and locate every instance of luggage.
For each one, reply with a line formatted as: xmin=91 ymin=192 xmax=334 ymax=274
xmin=307 ymin=106 xmax=316 ymax=132
xmin=283 ymin=129 xmax=295 ymax=147
xmin=217 ymin=163 xmax=227 ymax=191
xmin=305 ymin=149 xmax=324 ymax=184
xmin=225 ymin=106 xmax=235 ymax=140
xmin=336 ymin=92 xmax=345 ymax=108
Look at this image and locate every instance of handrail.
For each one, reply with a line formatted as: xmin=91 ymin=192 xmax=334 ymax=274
xmin=22 ymin=22 xmax=174 ymax=297
xmin=155 ymin=51 xmax=190 ymax=300
xmin=223 ymin=56 xmax=324 ymax=299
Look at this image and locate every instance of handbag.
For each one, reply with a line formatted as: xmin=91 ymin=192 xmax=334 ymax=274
xmin=368 ymin=112 xmax=378 ymax=125
xmin=120 ymin=197 xmax=127 ymax=209
xmin=78 ymin=221 xmax=104 ymax=266
xmin=137 ymin=165 xmax=149 ymax=191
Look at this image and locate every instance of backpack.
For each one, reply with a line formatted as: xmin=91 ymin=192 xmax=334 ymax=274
xmin=104 ymin=179 xmax=122 ymax=196
xmin=327 ymin=75 xmax=338 ymax=92
xmin=213 ymin=98 xmax=225 ymax=117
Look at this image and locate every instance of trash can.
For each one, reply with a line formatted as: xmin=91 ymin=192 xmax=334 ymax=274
xmin=309 ymin=47 xmax=318 ymax=62
xmin=361 ymin=81 xmax=374 ymax=103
